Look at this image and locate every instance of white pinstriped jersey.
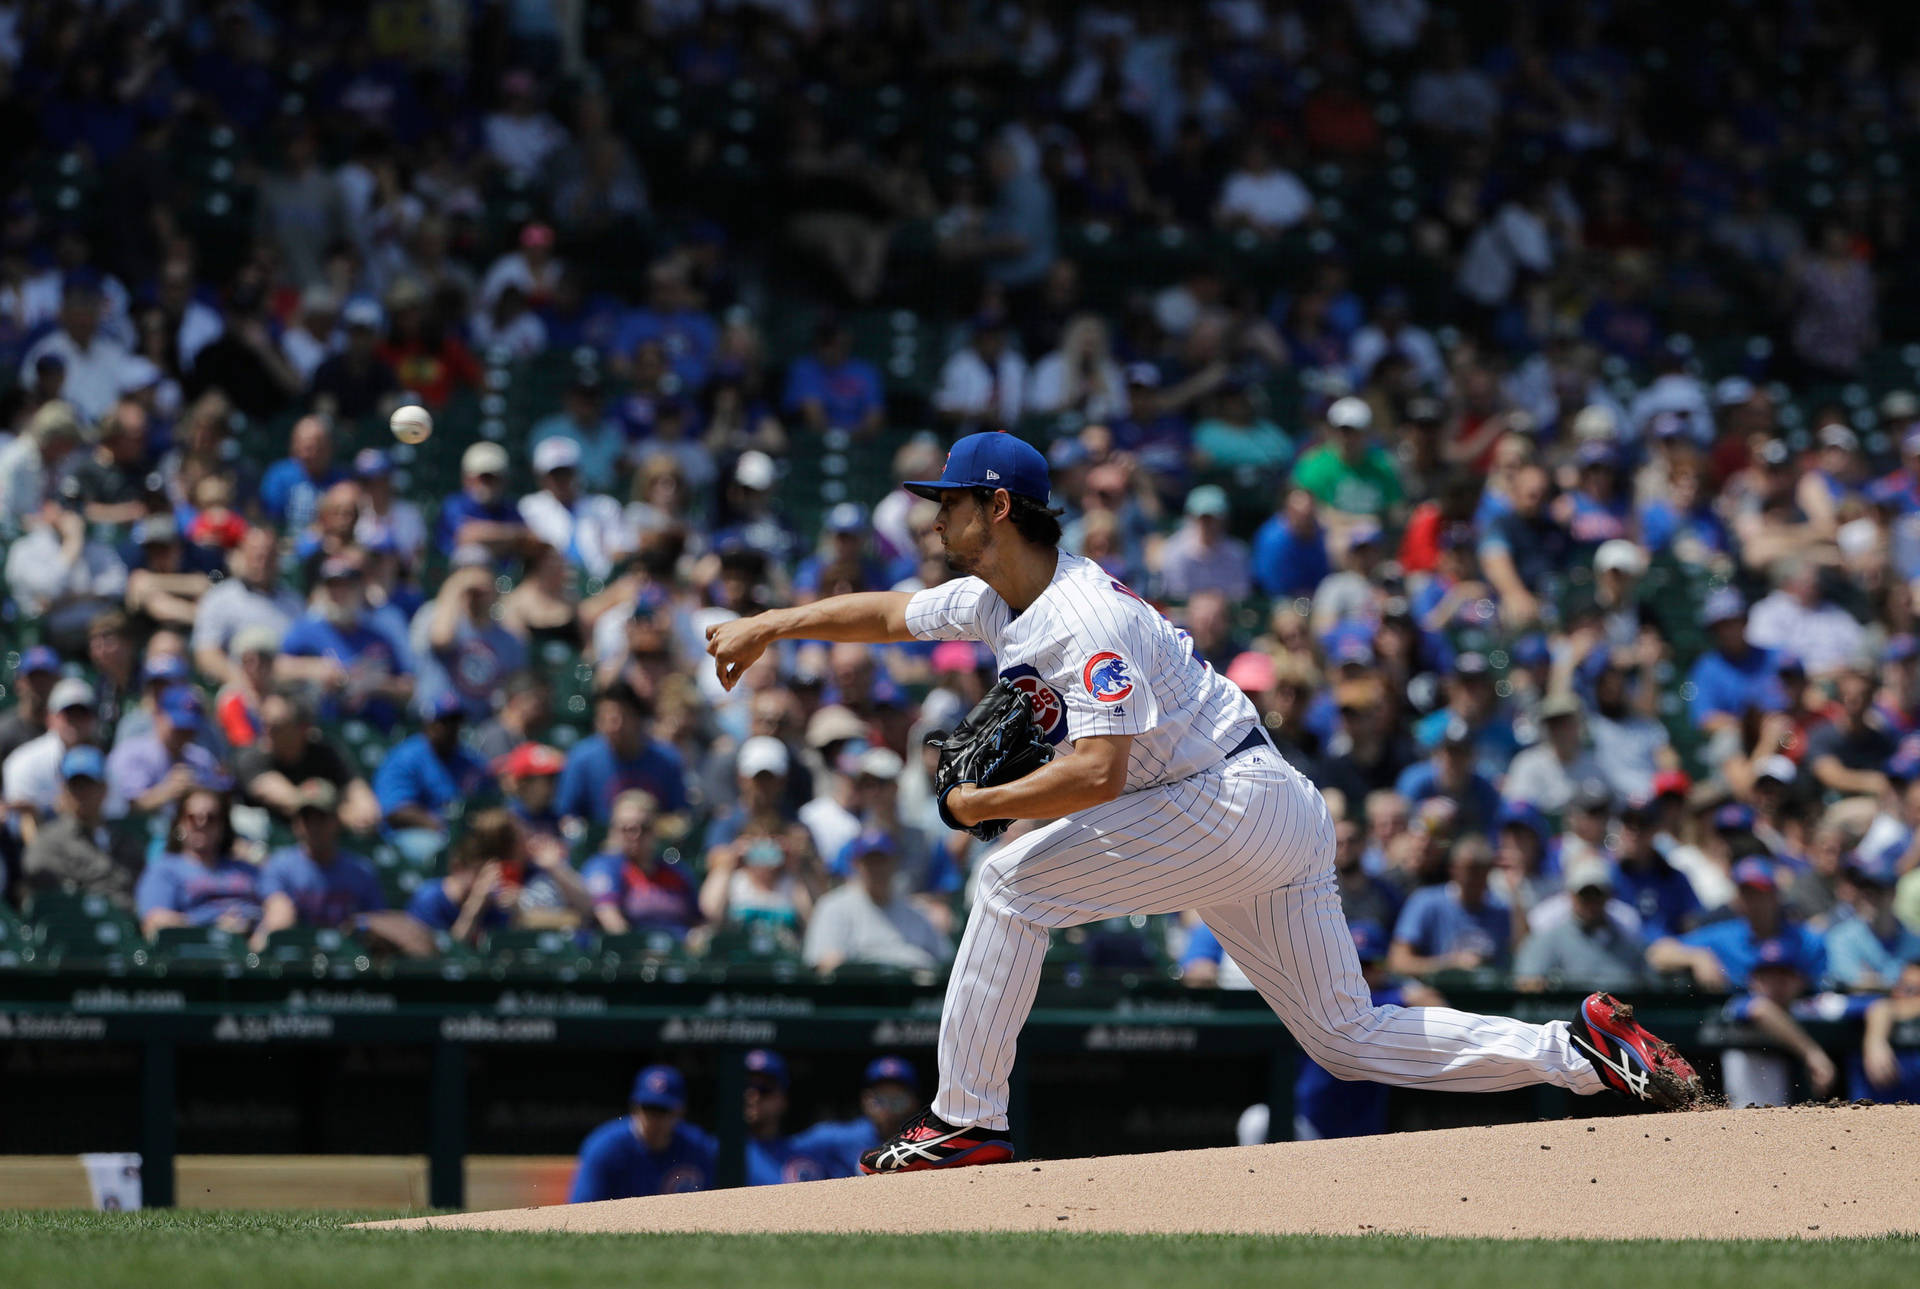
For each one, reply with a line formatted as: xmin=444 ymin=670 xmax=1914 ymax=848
xmin=905 ymin=551 xmax=1261 ymax=792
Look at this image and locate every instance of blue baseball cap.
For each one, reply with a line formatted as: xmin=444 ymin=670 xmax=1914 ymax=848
xmin=59 ymin=745 xmax=105 ymax=782
xmin=863 ymin=1055 xmax=918 ymax=1090
xmin=1848 ymin=847 xmax=1901 ymax=888
xmin=903 ymin=432 xmax=1050 ymax=503
xmin=1731 ymin=857 xmax=1777 ymax=890
xmin=354 ymin=448 xmax=393 ymax=478
xmin=630 ymin=1064 xmax=686 ymax=1111
xmin=1349 ymin=920 xmax=1390 ymax=964
xmin=1715 ymin=803 xmax=1756 ymax=833
xmin=143 ymin=653 xmax=190 ymax=685
xmin=1496 ymin=801 xmax=1549 ymax=843
xmin=745 ymin=1048 xmax=789 ymax=1089
xmin=1888 ymin=634 xmax=1919 ymax=664
xmin=17 ymin=645 xmax=59 ymax=676
xmin=159 ymin=685 xmax=203 ymax=732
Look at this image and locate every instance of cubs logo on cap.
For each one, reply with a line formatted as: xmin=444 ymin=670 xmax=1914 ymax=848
xmin=1083 ymin=652 xmax=1133 ymax=703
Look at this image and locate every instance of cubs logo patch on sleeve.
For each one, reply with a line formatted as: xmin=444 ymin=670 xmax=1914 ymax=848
xmin=1083 ymin=651 xmax=1134 ymax=703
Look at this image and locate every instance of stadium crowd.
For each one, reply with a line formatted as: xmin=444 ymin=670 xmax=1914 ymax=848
xmin=2 ymin=0 xmax=1920 ymax=1118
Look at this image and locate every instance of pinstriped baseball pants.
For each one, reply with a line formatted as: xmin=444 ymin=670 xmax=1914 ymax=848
xmin=932 ymin=745 xmax=1605 ymax=1130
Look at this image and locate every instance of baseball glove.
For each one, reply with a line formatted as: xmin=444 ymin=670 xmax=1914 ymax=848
xmin=932 ymin=677 xmax=1055 ymax=841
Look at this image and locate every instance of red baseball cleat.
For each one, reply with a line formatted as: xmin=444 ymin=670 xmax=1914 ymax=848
xmin=859 ymin=1107 xmax=1017 ymax=1174
xmin=1570 ymin=992 xmax=1705 ymax=1109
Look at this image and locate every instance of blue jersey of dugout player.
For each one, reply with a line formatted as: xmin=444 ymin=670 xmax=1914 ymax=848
xmin=705 ymin=432 xmax=1705 ymax=1176
xmin=741 ymin=1050 xmax=922 ymax=1184
xmin=569 ymin=1065 xmax=717 ymax=1202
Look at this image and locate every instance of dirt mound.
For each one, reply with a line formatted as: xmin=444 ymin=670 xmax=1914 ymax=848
xmin=362 ymin=1104 xmax=1920 ymax=1239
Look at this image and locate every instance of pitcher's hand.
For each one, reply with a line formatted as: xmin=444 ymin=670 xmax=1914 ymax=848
xmin=706 ymin=616 xmax=772 ymax=691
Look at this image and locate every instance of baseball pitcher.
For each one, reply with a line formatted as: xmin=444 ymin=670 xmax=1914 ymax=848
xmin=706 ymin=432 xmax=1702 ymax=1174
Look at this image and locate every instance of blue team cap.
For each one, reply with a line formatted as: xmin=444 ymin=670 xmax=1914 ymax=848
xmin=1888 ymin=634 xmax=1919 ymax=664
xmin=143 ymin=653 xmax=190 ymax=685
xmin=159 ymin=686 xmax=204 ymax=732
xmin=17 ymin=645 xmax=59 ymax=676
xmin=1349 ymin=920 xmax=1390 ymax=964
xmin=1731 ymin=857 xmax=1777 ymax=890
xmin=863 ymin=1055 xmax=918 ymax=1090
xmin=630 ymin=1064 xmax=687 ymax=1111
xmin=903 ymin=432 xmax=1051 ymax=503
xmin=59 ymin=745 xmax=105 ymax=782
xmin=354 ymin=448 xmax=393 ymax=478
xmin=1847 ymin=847 xmax=1900 ymax=888
xmin=1510 ymin=634 xmax=1550 ymax=668
xmin=745 ymin=1048 xmax=790 ymax=1089
xmin=1496 ymin=800 xmax=1549 ymax=842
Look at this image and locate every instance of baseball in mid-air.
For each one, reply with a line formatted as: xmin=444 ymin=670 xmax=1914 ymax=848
xmin=390 ymin=404 xmax=434 ymax=444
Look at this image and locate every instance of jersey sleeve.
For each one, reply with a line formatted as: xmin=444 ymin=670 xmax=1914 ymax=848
xmin=904 ymin=577 xmax=995 ymax=643
xmin=1060 ymin=611 xmax=1163 ymax=738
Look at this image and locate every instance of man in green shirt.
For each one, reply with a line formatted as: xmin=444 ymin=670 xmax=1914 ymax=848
xmin=1292 ymin=396 xmax=1404 ymax=534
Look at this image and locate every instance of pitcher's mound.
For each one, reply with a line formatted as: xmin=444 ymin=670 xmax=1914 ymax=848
xmin=361 ymin=1104 xmax=1920 ymax=1239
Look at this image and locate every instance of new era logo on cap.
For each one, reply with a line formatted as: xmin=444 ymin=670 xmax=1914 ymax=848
xmin=903 ymin=432 xmax=1050 ymax=502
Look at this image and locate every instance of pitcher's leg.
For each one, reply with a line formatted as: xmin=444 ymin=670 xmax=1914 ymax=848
xmin=934 ymin=765 xmax=1309 ymax=1129
xmin=1202 ymin=877 xmax=1605 ymax=1094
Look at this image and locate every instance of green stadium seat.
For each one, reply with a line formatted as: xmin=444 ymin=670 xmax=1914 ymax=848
xmin=482 ymin=927 xmax=601 ymax=970
xmin=601 ymin=929 xmax=691 ymax=968
xmin=150 ymin=926 xmax=252 ymax=971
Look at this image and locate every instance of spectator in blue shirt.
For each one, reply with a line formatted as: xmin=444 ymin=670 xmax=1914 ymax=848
xmin=613 ymin=262 xmax=718 ymax=393
xmin=1649 ymin=858 xmax=1825 ymax=990
xmin=257 ymin=415 xmax=346 ymax=532
xmin=556 ymin=686 xmax=689 ymax=828
xmin=1392 ymin=717 xmax=1502 ymax=838
xmin=1387 ymin=835 xmax=1512 ymax=975
xmin=782 ymin=319 xmax=883 ymax=435
xmin=1608 ymin=795 xmax=1705 ymax=939
xmin=1251 ymin=487 xmax=1332 ymax=599
xmin=570 ymin=1065 xmax=717 ymax=1202
xmin=1686 ymin=588 xmax=1784 ymax=747
xmin=403 ymin=831 xmax=513 ymax=946
xmin=249 ymin=779 xmax=385 ymax=952
xmin=1825 ymin=852 xmax=1920 ymax=990
xmin=434 ymin=441 xmax=528 ymax=556
xmin=135 ymin=788 xmax=260 ymax=940
xmin=279 ymin=557 xmax=417 ymax=731
xmin=373 ymin=691 xmax=494 ymax=861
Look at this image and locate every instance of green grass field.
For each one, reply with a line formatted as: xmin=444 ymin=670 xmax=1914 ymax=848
xmin=5 ymin=1211 xmax=1919 ymax=1289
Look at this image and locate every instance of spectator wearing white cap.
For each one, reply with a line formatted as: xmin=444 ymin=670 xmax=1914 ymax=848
xmin=3 ymin=677 xmax=99 ymax=843
xmin=795 ymin=722 xmax=876 ymax=864
xmin=1511 ymin=858 xmax=1648 ymax=992
xmin=712 ymin=450 xmax=800 ymax=567
xmin=518 ymin=435 xmax=630 ymax=580
xmin=280 ymin=285 xmax=341 ymax=385
xmin=1291 ymin=396 xmax=1403 ymax=535
xmin=435 ymin=440 xmax=528 ymax=555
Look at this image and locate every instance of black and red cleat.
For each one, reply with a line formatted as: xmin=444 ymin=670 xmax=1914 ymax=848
xmin=1570 ymin=992 xmax=1705 ymax=1109
xmin=858 ymin=1106 xmax=1017 ymax=1175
